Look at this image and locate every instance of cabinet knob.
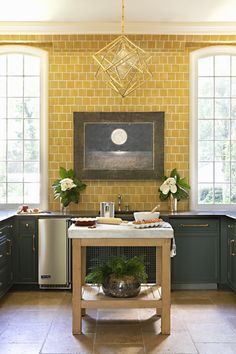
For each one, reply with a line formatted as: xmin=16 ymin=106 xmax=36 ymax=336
xmin=25 ymin=223 xmax=29 ymax=228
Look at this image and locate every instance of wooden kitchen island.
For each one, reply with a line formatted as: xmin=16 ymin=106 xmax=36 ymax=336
xmin=68 ymin=222 xmax=173 ymax=335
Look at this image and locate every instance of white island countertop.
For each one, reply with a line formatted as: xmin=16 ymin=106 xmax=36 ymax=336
xmin=68 ymin=222 xmax=173 ymax=239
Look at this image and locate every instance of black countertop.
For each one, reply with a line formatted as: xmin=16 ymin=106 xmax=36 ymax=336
xmin=1 ymin=209 xmax=236 ymax=223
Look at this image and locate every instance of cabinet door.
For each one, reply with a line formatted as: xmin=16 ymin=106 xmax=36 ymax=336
xmin=170 ymin=218 xmax=219 ymax=287
xmin=0 ymin=221 xmax=14 ymax=297
xmin=16 ymin=218 xmax=37 ymax=283
xmin=228 ymin=223 xmax=236 ymax=292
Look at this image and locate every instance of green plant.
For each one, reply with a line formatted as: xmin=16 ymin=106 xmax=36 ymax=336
xmin=52 ymin=167 xmax=86 ymax=207
xmin=85 ymin=256 xmax=148 ymax=284
xmin=159 ymin=168 xmax=190 ymax=201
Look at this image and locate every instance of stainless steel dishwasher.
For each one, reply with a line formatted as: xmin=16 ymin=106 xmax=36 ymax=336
xmin=38 ymin=218 xmax=71 ymax=289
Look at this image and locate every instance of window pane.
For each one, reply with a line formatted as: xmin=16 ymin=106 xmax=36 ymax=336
xmin=24 ymin=98 xmax=40 ymax=118
xmin=24 ymin=183 xmax=40 ymax=203
xmin=7 ymin=140 xmax=23 ymax=161
xmin=24 ymin=162 xmax=40 ymax=182
xmin=24 ymin=119 xmax=39 ymax=139
xmin=198 ymin=141 xmax=213 ymax=161
xmin=198 ymin=77 xmax=214 ymax=97
xmin=215 ymin=141 xmax=230 ymax=161
xmin=7 ymin=183 xmax=23 ymax=203
xmin=231 ymin=163 xmax=236 ymax=183
xmin=198 ymin=120 xmax=213 ymax=140
xmin=215 ymin=99 xmax=230 ymax=119
xmin=7 ymin=54 xmax=23 ymax=75
xmin=0 ymin=77 xmax=6 ymax=96
xmin=231 ymin=121 xmax=236 ymax=140
xmin=231 ymin=141 xmax=236 ymax=160
xmin=0 ymin=56 xmax=6 ymax=75
xmin=215 ymin=162 xmax=230 ymax=182
xmin=7 ymin=162 xmax=23 ymax=182
xmin=8 ymin=98 xmax=23 ymax=118
xmin=215 ymin=120 xmax=230 ymax=140
xmin=8 ymin=77 xmax=23 ymax=97
xmin=231 ymin=184 xmax=236 ymax=203
xmin=7 ymin=119 xmax=23 ymax=139
xmin=24 ymin=77 xmax=40 ymax=97
xmin=24 ymin=140 xmax=39 ymax=161
xmin=198 ymin=184 xmax=213 ymax=204
xmin=0 ymin=183 xmax=6 ymax=203
xmin=0 ymin=162 xmax=6 ymax=182
xmin=0 ymin=98 xmax=6 ymax=118
xmin=215 ymin=77 xmax=230 ymax=97
xmin=24 ymin=56 xmax=40 ymax=75
xmin=231 ymin=99 xmax=236 ymax=118
xmin=215 ymin=56 xmax=230 ymax=76
xmin=0 ymin=141 xmax=6 ymax=161
xmin=232 ymin=77 xmax=236 ymax=97
xmin=198 ymin=99 xmax=213 ymax=119
xmin=0 ymin=119 xmax=6 ymax=139
xmin=198 ymin=56 xmax=213 ymax=76
xmin=232 ymin=57 xmax=236 ymax=75
xmin=214 ymin=184 xmax=230 ymax=204
xmin=198 ymin=162 xmax=213 ymax=182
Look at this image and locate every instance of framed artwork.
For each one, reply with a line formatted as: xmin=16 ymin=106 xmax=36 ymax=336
xmin=73 ymin=112 xmax=164 ymax=180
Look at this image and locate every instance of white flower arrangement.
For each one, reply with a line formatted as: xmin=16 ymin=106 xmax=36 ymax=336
xmin=159 ymin=168 xmax=190 ymax=201
xmin=52 ymin=167 xmax=86 ymax=208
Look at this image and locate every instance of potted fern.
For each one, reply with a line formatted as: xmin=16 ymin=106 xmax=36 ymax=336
xmin=85 ymin=256 xmax=148 ymax=298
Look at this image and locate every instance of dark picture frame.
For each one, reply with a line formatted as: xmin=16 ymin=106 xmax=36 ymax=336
xmin=73 ymin=112 xmax=164 ymax=180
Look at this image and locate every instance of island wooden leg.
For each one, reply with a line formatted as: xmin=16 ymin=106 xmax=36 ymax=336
xmin=161 ymin=239 xmax=171 ymax=335
xmin=156 ymin=246 xmax=162 ymax=316
xmin=81 ymin=246 xmax=86 ymax=316
xmin=72 ymin=239 xmax=82 ymax=334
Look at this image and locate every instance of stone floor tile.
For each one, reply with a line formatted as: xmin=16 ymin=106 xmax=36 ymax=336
xmin=0 ymin=343 xmax=42 ymax=354
xmin=187 ymin=323 xmax=236 ymax=342
xmin=41 ymin=333 xmax=95 ymax=354
xmin=95 ymin=324 xmax=143 ymax=344
xmin=7 ymin=309 xmax=56 ymax=325
xmin=195 ymin=342 xmax=236 ymax=354
xmin=143 ymin=330 xmax=197 ymax=353
xmin=0 ymin=323 xmax=50 ymax=344
xmin=94 ymin=344 xmax=145 ymax=354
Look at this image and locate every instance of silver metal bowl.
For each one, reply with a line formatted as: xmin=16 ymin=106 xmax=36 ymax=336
xmin=102 ymin=275 xmax=141 ymax=298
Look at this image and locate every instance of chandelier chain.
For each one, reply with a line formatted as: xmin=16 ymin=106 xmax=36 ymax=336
xmin=122 ymin=0 xmax=124 ymax=34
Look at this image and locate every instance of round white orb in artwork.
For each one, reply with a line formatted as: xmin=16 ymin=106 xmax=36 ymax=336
xmin=111 ymin=128 xmax=128 ymax=145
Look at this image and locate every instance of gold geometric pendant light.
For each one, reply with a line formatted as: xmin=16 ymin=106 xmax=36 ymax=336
xmin=93 ymin=0 xmax=152 ymax=97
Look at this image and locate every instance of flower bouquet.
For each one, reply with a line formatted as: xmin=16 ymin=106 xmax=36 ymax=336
xmin=159 ymin=168 xmax=190 ymax=202
xmin=52 ymin=167 xmax=86 ymax=208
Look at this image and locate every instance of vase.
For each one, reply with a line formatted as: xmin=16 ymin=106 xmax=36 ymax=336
xmin=60 ymin=200 xmax=69 ymax=214
xmin=102 ymin=275 xmax=141 ymax=298
xmin=169 ymin=194 xmax=177 ymax=212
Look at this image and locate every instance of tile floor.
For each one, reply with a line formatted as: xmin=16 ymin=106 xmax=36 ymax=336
xmin=0 ymin=289 xmax=236 ymax=354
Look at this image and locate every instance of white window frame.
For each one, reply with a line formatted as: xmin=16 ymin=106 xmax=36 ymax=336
xmin=190 ymin=45 xmax=236 ymax=211
xmin=0 ymin=45 xmax=48 ymax=210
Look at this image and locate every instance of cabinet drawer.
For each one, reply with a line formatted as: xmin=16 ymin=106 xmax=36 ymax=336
xmin=170 ymin=218 xmax=219 ymax=233
xmin=18 ymin=219 xmax=36 ymax=234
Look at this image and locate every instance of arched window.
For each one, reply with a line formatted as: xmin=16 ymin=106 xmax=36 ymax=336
xmin=0 ymin=46 xmax=48 ymax=209
xmin=190 ymin=46 xmax=236 ymax=210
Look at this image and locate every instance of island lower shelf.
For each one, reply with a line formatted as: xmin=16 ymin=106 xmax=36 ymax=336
xmin=81 ymin=284 xmax=162 ymax=308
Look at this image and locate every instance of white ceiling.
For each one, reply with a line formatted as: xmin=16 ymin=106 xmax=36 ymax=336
xmin=1 ymin=0 xmax=236 ymax=34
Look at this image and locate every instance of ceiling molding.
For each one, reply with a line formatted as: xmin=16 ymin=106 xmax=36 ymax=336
xmin=1 ymin=21 xmax=236 ymax=35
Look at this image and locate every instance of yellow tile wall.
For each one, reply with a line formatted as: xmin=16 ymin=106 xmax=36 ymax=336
xmin=1 ymin=34 xmax=235 ymax=212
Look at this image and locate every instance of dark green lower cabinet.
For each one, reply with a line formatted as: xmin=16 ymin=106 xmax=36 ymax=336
xmin=15 ymin=218 xmax=38 ymax=284
xmin=0 ymin=220 xmax=14 ymax=298
xmin=170 ymin=217 xmax=220 ymax=289
xmin=227 ymin=222 xmax=236 ymax=292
